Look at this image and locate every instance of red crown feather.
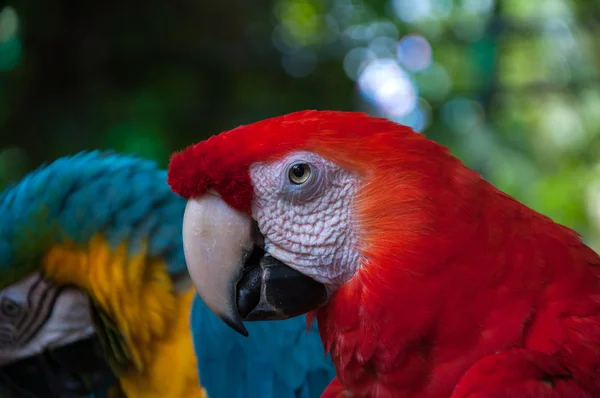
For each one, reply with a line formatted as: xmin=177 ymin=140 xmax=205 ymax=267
xmin=167 ymin=110 xmax=419 ymax=212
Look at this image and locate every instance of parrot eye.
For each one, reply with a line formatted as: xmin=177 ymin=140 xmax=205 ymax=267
xmin=280 ymin=153 xmax=328 ymax=202
xmin=1 ymin=298 xmax=21 ymax=318
xmin=288 ymin=163 xmax=311 ymax=185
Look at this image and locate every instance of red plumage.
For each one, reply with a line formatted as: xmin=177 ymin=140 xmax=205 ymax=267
xmin=168 ymin=110 xmax=600 ymax=397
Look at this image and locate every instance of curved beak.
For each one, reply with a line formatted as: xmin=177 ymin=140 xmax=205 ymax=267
xmin=182 ymin=194 xmax=329 ymax=337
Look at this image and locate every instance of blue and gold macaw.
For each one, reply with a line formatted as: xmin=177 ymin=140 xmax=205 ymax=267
xmin=0 ymin=150 xmax=335 ymax=398
xmin=0 ymin=151 xmax=205 ymax=398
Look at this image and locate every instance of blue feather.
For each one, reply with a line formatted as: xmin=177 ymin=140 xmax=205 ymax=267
xmin=191 ymin=293 xmax=336 ymax=398
xmin=0 ymin=150 xmax=188 ymax=288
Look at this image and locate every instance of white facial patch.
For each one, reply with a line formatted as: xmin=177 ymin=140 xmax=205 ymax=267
xmin=249 ymin=151 xmax=361 ymax=288
xmin=0 ymin=272 xmax=95 ymax=366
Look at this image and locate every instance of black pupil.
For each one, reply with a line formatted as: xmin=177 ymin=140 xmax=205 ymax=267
xmin=292 ymin=164 xmax=306 ymax=178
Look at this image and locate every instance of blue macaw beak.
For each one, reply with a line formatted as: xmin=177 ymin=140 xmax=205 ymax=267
xmin=0 ymin=336 xmax=116 ymax=398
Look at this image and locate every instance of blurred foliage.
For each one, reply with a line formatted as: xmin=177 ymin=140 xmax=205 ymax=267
xmin=1 ymin=0 xmax=600 ymax=250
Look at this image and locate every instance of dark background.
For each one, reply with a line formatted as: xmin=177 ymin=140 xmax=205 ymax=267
xmin=1 ymin=0 xmax=599 ymax=250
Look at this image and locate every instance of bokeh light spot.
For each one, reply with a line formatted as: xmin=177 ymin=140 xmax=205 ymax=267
xmin=344 ymin=24 xmax=370 ymax=42
xmin=397 ymin=35 xmax=433 ymax=72
xmin=358 ymin=58 xmax=417 ymax=117
xmin=343 ymin=47 xmax=376 ymax=81
xmin=388 ymin=97 xmax=432 ymax=132
xmin=441 ymin=97 xmax=485 ymax=133
xmin=0 ymin=7 xmax=21 ymax=71
xmin=369 ymin=36 xmax=398 ymax=59
xmin=273 ymin=0 xmax=322 ymax=49
xmin=0 ymin=7 xmax=18 ymax=43
xmin=392 ymin=0 xmax=432 ymax=23
xmin=392 ymin=0 xmax=453 ymax=22
xmin=540 ymin=99 xmax=585 ymax=152
xmin=414 ymin=62 xmax=452 ymax=100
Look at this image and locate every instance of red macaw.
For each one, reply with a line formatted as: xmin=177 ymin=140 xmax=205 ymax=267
xmin=167 ymin=110 xmax=600 ymax=397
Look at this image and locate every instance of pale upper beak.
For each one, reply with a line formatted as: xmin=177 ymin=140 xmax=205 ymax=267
xmin=182 ymin=193 xmax=329 ymax=336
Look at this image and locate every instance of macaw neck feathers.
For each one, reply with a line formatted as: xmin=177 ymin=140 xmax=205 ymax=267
xmin=315 ymin=179 xmax=600 ymax=397
xmin=42 ymin=235 xmax=204 ymax=398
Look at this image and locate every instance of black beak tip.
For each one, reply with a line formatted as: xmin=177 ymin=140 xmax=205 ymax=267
xmin=220 ymin=314 xmax=249 ymax=337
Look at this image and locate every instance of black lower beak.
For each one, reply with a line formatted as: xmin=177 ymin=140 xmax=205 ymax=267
xmin=0 ymin=336 xmax=116 ymax=398
xmin=181 ymin=195 xmax=330 ymax=337
xmin=235 ymin=246 xmax=329 ymax=322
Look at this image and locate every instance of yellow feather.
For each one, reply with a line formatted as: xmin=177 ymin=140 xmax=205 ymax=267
xmin=43 ymin=235 xmax=206 ymax=398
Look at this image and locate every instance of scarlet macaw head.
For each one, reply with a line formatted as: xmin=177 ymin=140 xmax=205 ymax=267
xmin=168 ymin=110 xmax=470 ymax=336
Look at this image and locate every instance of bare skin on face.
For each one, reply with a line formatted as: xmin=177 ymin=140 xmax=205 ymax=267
xmin=0 ymin=272 xmax=94 ymax=366
xmin=249 ymin=151 xmax=362 ymax=290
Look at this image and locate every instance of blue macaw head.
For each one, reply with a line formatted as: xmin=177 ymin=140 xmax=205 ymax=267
xmin=0 ymin=150 xmax=188 ymax=398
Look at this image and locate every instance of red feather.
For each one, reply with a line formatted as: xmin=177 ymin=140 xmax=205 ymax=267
xmin=168 ymin=110 xmax=600 ymax=397
xmin=167 ymin=110 xmax=415 ymax=211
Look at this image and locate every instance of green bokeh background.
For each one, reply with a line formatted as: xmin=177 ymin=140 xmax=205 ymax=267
xmin=1 ymin=0 xmax=600 ymax=250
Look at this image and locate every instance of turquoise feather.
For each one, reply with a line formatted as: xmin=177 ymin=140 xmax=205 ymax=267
xmin=0 ymin=150 xmax=188 ymax=288
xmin=191 ymin=293 xmax=336 ymax=398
